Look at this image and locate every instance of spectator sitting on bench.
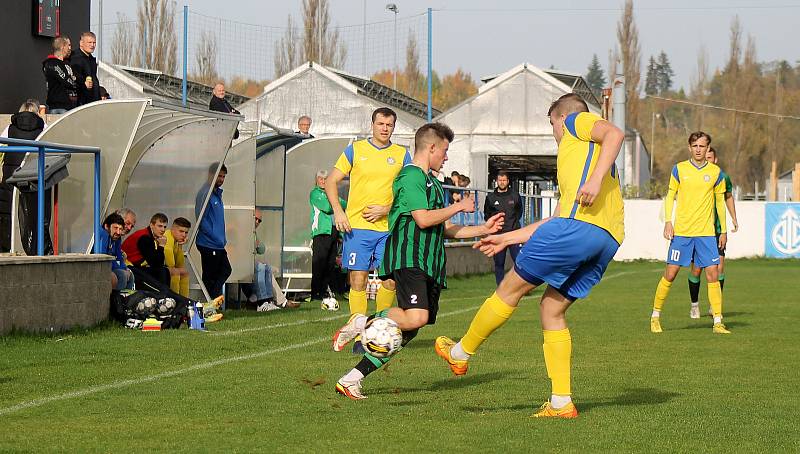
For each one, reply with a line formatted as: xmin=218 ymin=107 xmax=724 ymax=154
xmin=96 ymin=212 xmax=134 ymax=291
xmin=122 ymin=212 xmax=170 ymax=287
xmin=164 ymin=217 xmax=191 ymax=297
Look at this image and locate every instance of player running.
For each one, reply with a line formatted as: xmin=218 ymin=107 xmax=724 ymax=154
xmin=687 ymin=146 xmax=739 ymax=318
xmin=331 ymin=122 xmax=504 ymax=400
xmin=650 ymin=132 xmax=730 ymax=334
xmin=435 ymin=93 xmax=626 ymax=418
xmin=325 ymin=107 xmax=411 ymax=353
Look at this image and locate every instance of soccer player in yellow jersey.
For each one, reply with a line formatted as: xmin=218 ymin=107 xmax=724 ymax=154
xmin=325 ymin=108 xmax=412 ymax=347
xmin=435 ymin=93 xmax=625 ymax=418
xmin=164 ymin=217 xmax=191 ymax=297
xmin=650 ymin=132 xmax=730 ymax=334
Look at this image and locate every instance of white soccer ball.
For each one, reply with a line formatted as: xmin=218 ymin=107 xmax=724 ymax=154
xmin=157 ymin=298 xmax=176 ymax=315
xmin=361 ymin=317 xmax=403 ymax=358
xmin=321 ymin=297 xmax=339 ymax=311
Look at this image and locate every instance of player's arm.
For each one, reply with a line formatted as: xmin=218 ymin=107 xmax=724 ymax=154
xmin=576 ymin=120 xmax=625 ymax=207
xmin=663 ymin=167 xmax=679 ymax=240
xmin=725 ymin=192 xmax=738 ymax=233
xmin=445 ymin=212 xmax=505 ymax=239
xmin=325 ymin=167 xmax=350 ymax=233
xmin=714 ymin=180 xmax=728 ymax=249
xmin=473 ymin=203 xmax=560 ymax=257
xmin=410 ymin=193 xmax=475 ymax=229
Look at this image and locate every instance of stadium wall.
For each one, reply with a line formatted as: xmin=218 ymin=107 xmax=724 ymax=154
xmin=615 ymin=200 xmax=767 ymax=260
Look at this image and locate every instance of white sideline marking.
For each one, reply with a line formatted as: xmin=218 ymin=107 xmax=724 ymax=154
xmin=0 ymin=267 xmax=658 ymax=417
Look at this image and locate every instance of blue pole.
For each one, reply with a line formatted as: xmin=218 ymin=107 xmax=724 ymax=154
xmin=94 ymin=152 xmax=101 ymax=254
xmin=427 ymin=8 xmax=432 ymax=122
xmin=37 ymin=146 xmax=45 ymax=256
xmin=182 ymin=5 xmax=188 ymax=107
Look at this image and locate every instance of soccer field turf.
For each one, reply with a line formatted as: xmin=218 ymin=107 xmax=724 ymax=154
xmin=1 ymin=259 xmax=798 ymax=452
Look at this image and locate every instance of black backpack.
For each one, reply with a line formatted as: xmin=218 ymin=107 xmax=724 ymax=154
xmin=110 ymin=289 xmax=189 ymax=329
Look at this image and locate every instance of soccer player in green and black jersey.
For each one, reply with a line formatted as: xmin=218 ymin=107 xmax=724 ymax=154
xmin=330 ymin=122 xmax=506 ymax=400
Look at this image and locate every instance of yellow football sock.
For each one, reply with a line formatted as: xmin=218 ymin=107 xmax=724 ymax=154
xmin=460 ymin=293 xmax=516 ymax=355
xmin=708 ymin=281 xmax=723 ymax=318
xmin=180 ymin=277 xmax=189 ymax=297
xmin=543 ymin=328 xmax=572 ymax=396
xmin=349 ymin=289 xmax=368 ymax=315
xmin=653 ymin=277 xmax=673 ymax=313
xmin=375 ymin=286 xmax=396 ymax=312
xmin=169 ymin=275 xmax=181 ymax=296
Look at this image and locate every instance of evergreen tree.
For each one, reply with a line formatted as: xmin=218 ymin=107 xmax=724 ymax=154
xmin=656 ymin=51 xmax=675 ymax=93
xmin=585 ymin=54 xmax=607 ymax=93
xmin=644 ymin=56 xmax=659 ymax=95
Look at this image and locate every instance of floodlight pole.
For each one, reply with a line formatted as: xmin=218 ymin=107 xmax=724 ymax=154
xmin=386 ymin=3 xmax=398 ymax=90
xmin=98 ymin=0 xmax=103 ymax=60
xmin=362 ymin=0 xmax=367 ymax=75
xmin=427 ymin=8 xmax=432 ymax=122
xmin=182 ymin=5 xmax=188 ymax=108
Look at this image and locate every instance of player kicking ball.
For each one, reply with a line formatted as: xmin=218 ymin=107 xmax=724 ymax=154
xmin=650 ymin=131 xmax=730 ymax=334
xmin=435 ymin=93 xmax=626 ymax=418
xmin=331 ymin=122 xmax=505 ymax=400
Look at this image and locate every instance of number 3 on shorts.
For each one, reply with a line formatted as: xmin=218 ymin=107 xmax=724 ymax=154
xmin=670 ymin=249 xmax=680 ymax=262
xmin=348 ymin=252 xmax=357 ymax=266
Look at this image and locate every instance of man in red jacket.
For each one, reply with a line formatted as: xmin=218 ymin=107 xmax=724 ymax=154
xmin=122 ymin=213 xmax=170 ymax=286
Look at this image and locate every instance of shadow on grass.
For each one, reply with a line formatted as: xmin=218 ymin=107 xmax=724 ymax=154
xmin=459 ymin=388 xmax=680 ymax=414
xmin=370 ymin=372 xmax=509 ymax=396
xmin=678 ymin=320 xmax=751 ymax=330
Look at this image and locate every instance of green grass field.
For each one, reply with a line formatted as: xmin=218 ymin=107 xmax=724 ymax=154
xmin=1 ymin=259 xmax=798 ymax=452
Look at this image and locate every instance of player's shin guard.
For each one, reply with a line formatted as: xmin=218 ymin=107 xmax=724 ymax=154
xmin=543 ymin=328 xmax=572 ymax=396
xmin=708 ymin=281 xmax=723 ymax=318
xmin=653 ymin=277 xmax=673 ymax=313
xmin=349 ymin=289 xmax=368 ymax=316
xmin=688 ymin=274 xmax=701 ymax=303
xmin=460 ymin=293 xmax=516 ymax=355
xmin=375 ymin=286 xmax=396 ymax=312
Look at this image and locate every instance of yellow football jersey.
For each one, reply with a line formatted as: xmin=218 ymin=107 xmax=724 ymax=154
xmin=666 ymin=160 xmax=726 ymax=237
xmin=334 ymin=139 xmax=411 ymax=232
xmin=556 ymin=112 xmax=625 ymax=244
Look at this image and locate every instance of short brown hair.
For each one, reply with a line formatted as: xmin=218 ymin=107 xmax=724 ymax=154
xmin=80 ymin=31 xmax=96 ymax=40
xmin=497 ymin=170 xmax=510 ymax=179
xmin=371 ymin=107 xmax=397 ymax=123
xmin=688 ymin=131 xmax=712 ymax=145
xmin=173 ymin=217 xmax=191 ymax=229
xmin=414 ymin=122 xmax=455 ymax=151
xmin=53 ymin=37 xmax=70 ymax=53
xmin=547 ymin=93 xmax=589 ymax=117
xmin=150 ymin=213 xmax=168 ymax=224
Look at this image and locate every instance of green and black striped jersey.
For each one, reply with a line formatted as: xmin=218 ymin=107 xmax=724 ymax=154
xmin=380 ymin=165 xmax=447 ymax=287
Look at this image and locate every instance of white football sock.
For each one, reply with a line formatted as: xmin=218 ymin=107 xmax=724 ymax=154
xmin=450 ymin=341 xmax=471 ymax=361
xmin=551 ymin=394 xmax=572 ymax=409
xmin=713 ymin=316 xmax=722 ymax=324
xmin=651 ymin=310 xmax=660 ymax=318
xmin=341 ymin=369 xmax=365 ymax=383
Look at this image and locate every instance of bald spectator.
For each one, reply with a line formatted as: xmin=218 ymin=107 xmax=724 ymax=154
xmin=116 ymin=208 xmax=137 ymax=236
xmin=296 ymin=115 xmax=314 ymax=138
xmin=70 ymin=32 xmax=100 ymax=106
xmin=209 ymin=83 xmax=240 ymax=139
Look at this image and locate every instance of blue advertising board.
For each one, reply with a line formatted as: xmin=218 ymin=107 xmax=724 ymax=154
xmin=765 ymin=203 xmax=800 ymax=258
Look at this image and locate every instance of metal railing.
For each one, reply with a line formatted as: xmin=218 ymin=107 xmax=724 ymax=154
xmin=0 ymin=137 xmax=101 ymax=255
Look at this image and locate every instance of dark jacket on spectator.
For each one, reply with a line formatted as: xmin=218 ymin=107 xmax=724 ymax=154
xmin=70 ymin=49 xmax=100 ymax=105
xmin=3 ymin=112 xmax=45 ymax=182
xmin=484 ymin=187 xmax=523 ymax=233
xmin=209 ymin=96 xmax=240 ymax=140
xmin=42 ymin=55 xmax=78 ymax=111
xmin=122 ymin=226 xmax=165 ymax=268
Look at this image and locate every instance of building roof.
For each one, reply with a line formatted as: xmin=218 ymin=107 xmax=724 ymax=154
xmin=481 ymin=67 xmax=601 ymax=109
xmin=327 ymin=67 xmax=441 ymax=120
xmin=113 ymin=65 xmax=250 ymax=108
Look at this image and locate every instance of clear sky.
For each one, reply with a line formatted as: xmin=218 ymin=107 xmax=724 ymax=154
xmin=90 ymin=0 xmax=800 ymax=90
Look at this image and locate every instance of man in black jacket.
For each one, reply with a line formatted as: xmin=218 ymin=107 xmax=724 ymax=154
xmin=42 ymin=37 xmax=78 ymax=113
xmin=70 ymin=32 xmax=100 ymax=106
xmin=209 ymin=83 xmax=240 ymax=139
xmin=1 ymin=100 xmax=47 ymax=253
xmin=483 ymin=171 xmax=523 ymax=284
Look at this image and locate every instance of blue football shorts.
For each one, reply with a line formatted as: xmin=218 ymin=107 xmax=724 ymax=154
xmin=666 ymin=236 xmax=720 ymax=268
xmin=342 ymin=228 xmax=389 ymax=271
xmin=514 ymin=218 xmax=619 ymax=302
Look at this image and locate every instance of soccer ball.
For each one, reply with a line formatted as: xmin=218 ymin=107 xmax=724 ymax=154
xmin=321 ymin=297 xmax=339 ymax=311
xmin=135 ymin=297 xmax=157 ymax=316
xmin=361 ymin=317 xmax=403 ymax=358
xmin=156 ymin=298 xmax=176 ymax=315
